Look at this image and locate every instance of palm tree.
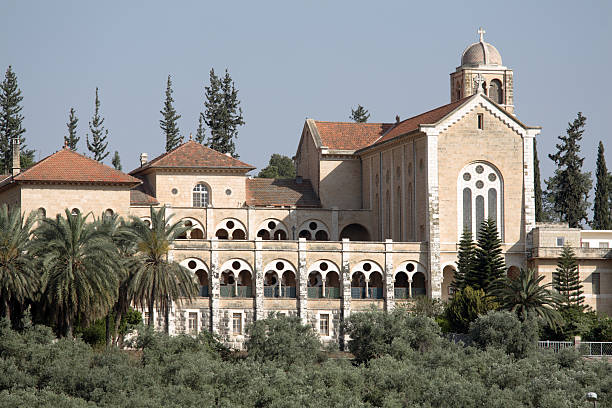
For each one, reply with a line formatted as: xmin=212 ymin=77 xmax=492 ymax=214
xmin=0 ymin=204 xmax=37 ymax=324
xmin=491 ymin=268 xmax=564 ymax=329
xmin=31 ymin=209 xmax=120 ymax=337
xmin=128 ymin=206 xmax=197 ymax=329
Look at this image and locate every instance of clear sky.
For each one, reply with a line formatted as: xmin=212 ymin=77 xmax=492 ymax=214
xmin=2 ymin=0 xmax=611 ymax=188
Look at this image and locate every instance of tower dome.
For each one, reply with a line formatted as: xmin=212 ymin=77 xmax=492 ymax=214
xmin=460 ymin=28 xmax=502 ymax=66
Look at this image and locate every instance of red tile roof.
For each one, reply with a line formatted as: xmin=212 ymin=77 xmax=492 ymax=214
xmin=6 ymin=147 xmax=141 ymax=186
xmin=131 ymin=140 xmax=255 ymax=174
xmin=369 ymin=96 xmax=472 ymax=147
xmin=246 ymin=178 xmax=321 ymax=208
xmin=130 ymin=184 xmax=159 ymax=206
xmin=314 ymin=121 xmax=393 ymax=150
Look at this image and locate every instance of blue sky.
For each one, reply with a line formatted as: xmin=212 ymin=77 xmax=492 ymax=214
xmin=2 ymin=0 xmax=611 ymax=187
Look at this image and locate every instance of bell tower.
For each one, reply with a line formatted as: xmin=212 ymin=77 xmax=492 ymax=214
xmin=450 ymin=28 xmax=514 ymax=114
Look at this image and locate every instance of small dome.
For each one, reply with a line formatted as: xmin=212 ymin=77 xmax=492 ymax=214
xmin=461 ymin=28 xmax=502 ymax=66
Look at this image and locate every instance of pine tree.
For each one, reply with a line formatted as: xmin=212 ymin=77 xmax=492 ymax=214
xmin=451 ymin=228 xmax=476 ymax=294
xmin=86 ymin=88 xmax=109 ymax=162
xmin=350 ymin=105 xmax=370 ymax=123
xmin=204 ymin=68 xmax=244 ymax=157
xmin=112 ymin=151 xmax=122 ymax=171
xmin=65 ymin=108 xmax=79 ymax=151
xmin=195 ymin=112 xmax=205 ymax=144
xmin=545 ymin=112 xmax=592 ymax=227
xmin=0 ymin=66 xmax=35 ymax=172
xmin=468 ymin=218 xmax=506 ymax=293
xmin=552 ymin=246 xmax=584 ymax=309
xmin=591 ymin=141 xmax=612 ymax=229
xmin=534 ymin=138 xmax=544 ymax=222
xmin=160 ymin=74 xmax=181 ymax=152
xmin=257 ymin=154 xmax=296 ymax=179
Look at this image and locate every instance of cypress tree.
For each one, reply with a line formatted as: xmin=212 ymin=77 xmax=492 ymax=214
xmin=545 ymin=112 xmax=592 ymax=227
xmin=534 ymin=138 xmax=544 ymax=222
xmin=350 ymin=105 xmax=370 ymax=123
xmin=451 ymin=228 xmax=475 ymax=293
xmin=0 ymin=66 xmax=35 ymax=172
xmin=469 ymin=218 xmax=506 ymax=293
xmin=160 ymin=74 xmax=181 ymax=152
xmin=591 ymin=141 xmax=612 ymax=229
xmin=112 ymin=151 xmax=122 ymax=171
xmin=86 ymin=88 xmax=109 ymax=162
xmin=204 ymin=68 xmax=244 ymax=157
xmin=65 ymin=108 xmax=79 ymax=151
xmin=195 ymin=112 xmax=205 ymax=144
xmin=553 ymin=246 xmax=584 ymax=309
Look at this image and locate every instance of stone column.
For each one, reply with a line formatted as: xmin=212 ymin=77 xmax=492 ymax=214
xmin=289 ymin=206 xmax=298 ymax=240
xmin=297 ymin=238 xmax=308 ymax=324
xmin=331 ymin=207 xmax=339 ymax=240
xmin=209 ymin=239 xmax=220 ymax=333
xmin=247 ymin=206 xmax=256 ymax=240
xmin=206 ymin=205 xmax=214 ymax=239
xmin=340 ymin=238 xmax=351 ymax=349
xmin=523 ymin=129 xmax=540 ymax=251
xmin=423 ymin=127 xmax=442 ymax=299
xmin=254 ymin=237 xmax=265 ymax=320
xmin=384 ymin=239 xmax=395 ymax=311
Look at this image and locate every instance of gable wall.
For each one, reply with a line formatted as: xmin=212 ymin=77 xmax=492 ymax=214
xmin=319 ymin=157 xmax=362 ymax=209
xmin=0 ymin=184 xmax=21 ymax=209
xmin=295 ymin=127 xmax=320 ymax=196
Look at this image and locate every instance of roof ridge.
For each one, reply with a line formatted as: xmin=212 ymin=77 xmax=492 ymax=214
xmin=313 ymin=120 xmax=390 ymax=125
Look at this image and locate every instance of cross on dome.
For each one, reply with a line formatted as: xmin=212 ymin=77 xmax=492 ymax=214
xmin=478 ymin=27 xmax=485 ymax=42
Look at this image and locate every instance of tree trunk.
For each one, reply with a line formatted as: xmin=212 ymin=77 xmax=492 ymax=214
xmin=66 ymin=318 xmax=73 ymax=338
xmin=148 ymin=297 xmax=154 ymax=327
xmin=105 ymin=314 xmax=111 ymax=348
xmin=4 ymin=298 xmax=11 ymax=327
xmin=113 ymin=309 xmax=123 ymax=347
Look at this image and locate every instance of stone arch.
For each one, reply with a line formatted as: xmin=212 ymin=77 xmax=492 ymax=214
xmin=442 ymin=265 xmax=456 ymax=300
xmin=307 ymin=260 xmax=340 ymax=298
xmin=192 ymin=182 xmax=211 ymax=207
xmin=256 ymin=218 xmax=288 ymax=240
xmin=350 ymin=260 xmax=384 ymax=280
xmin=394 ymin=271 xmax=410 ymax=299
xmin=489 ymin=79 xmax=503 ymax=104
xmin=180 ymin=258 xmax=209 ymax=297
xmin=215 ymin=218 xmax=247 ymax=240
xmin=219 ymin=259 xmax=253 ymax=297
xmin=177 ymin=217 xmax=206 ymax=239
xmin=393 ymin=260 xmax=427 ymax=280
xmin=298 ymin=219 xmax=329 ymax=241
xmin=339 ymin=223 xmax=371 ymax=241
xmin=351 ymin=260 xmax=384 ymax=299
xmin=412 ymin=272 xmax=426 ymax=297
xmin=263 ymin=259 xmax=297 ymax=298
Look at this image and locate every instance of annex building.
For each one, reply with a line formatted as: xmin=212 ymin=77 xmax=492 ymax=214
xmin=0 ymin=29 xmax=610 ymax=348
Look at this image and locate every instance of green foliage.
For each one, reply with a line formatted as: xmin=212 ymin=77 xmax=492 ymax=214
xmin=451 ymin=228 xmax=475 ymax=293
xmin=204 ymin=68 xmax=244 ymax=157
xmin=545 ymin=112 xmax=592 ymax=227
xmin=0 ymin=66 xmax=35 ymax=171
xmin=542 ymin=306 xmax=612 ymax=341
xmin=491 ymin=268 xmax=563 ymax=330
xmin=257 ymin=153 xmax=296 ymax=179
xmin=344 ymin=308 xmax=442 ymax=364
xmin=350 ymin=104 xmax=370 ymax=123
xmin=65 ymin=108 xmax=79 ymax=151
xmin=160 ymin=74 xmax=182 ymax=152
xmin=534 ymin=138 xmax=545 ymax=222
xmin=592 ymin=140 xmax=612 ymax=229
xmin=75 ymin=308 xmax=141 ymax=347
xmin=469 ymin=310 xmax=538 ymax=358
xmin=245 ymin=313 xmax=320 ymax=367
xmin=85 ymin=88 xmax=109 ymax=162
xmin=111 ymin=150 xmax=121 ymax=170
xmin=467 ymin=218 xmax=505 ymax=292
xmin=445 ymin=286 xmax=495 ymax=333
xmin=406 ymin=296 xmax=445 ymax=318
xmin=195 ymin=112 xmax=205 ymax=143
xmin=553 ymin=246 xmax=585 ymax=309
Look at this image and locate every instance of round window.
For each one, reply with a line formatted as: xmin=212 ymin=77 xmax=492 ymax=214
xmin=476 ymin=180 xmax=484 ymax=189
xmin=188 ymin=260 xmax=197 ymax=269
xmin=488 ymin=173 xmax=497 ymax=182
xmin=309 ymin=222 xmax=317 ymax=231
xmin=232 ymin=261 xmax=241 ymax=270
xmin=463 ymin=173 xmax=471 ymax=181
xmin=225 ymin=188 xmax=232 ymax=196
xmin=171 ymin=188 xmax=178 ymax=195
xmin=268 ymin=221 xmax=276 ymax=229
xmin=276 ymin=261 xmax=284 ymax=271
xmin=475 ymin=165 xmax=484 ymax=174
xmin=406 ymin=263 xmax=415 ymax=272
xmin=226 ymin=220 xmax=235 ymax=229
xmin=363 ymin=262 xmax=372 ymax=272
xmin=320 ymin=262 xmax=328 ymax=271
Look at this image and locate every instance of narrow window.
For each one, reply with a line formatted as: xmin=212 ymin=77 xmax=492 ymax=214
xmin=556 ymin=237 xmax=565 ymax=247
xmin=463 ymin=188 xmax=472 ymax=235
xmin=192 ymin=183 xmax=210 ymax=207
xmin=488 ymin=188 xmax=497 ymax=225
xmin=582 ymin=242 xmax=590 ymax=249
xmin=592 ymin=273 xmax=600 ymax=295
xmin=477 ymin=113 xmax=484 ymax=130
xmin=188 ymin=312 xmax=197 ymax=334
xmin=232 ymin=313 xmax=242 ymax=334
xmin=600 ymin=242 xmax=609 ymax=248
xmin=319 ymin=314 xmax=329 ymax=336
xmin=475 ymin=195 xmax=485 ymax=239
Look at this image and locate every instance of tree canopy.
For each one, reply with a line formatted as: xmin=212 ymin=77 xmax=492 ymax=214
xmin=86 ymin=88 xmax=110 ymax=162
xmin=160 ymin=74 xmax=182 ymax=152
xmin=65 ymin=108 xmax=79 ymax=151
xmin=592 ymin=141 xmax=612 ymax=229
xmin=350 ymin=104 xmax=370 ymax=122
xmin=257 ymin=154 xmax=296 ymax=179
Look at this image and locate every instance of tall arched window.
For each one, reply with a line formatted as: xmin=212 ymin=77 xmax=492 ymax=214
xmin=192 ymin=183 xmax=210 ymax=207
xmin=489 ymin=79 xmax=503 ymax=104
xmin=457 ymin=162 xmax=503 ymax=240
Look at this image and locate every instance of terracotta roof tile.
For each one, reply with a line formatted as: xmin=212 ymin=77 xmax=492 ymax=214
xmin=131 ymin=140 xmax=255 ymax=174
xmin=130 ymin=184 xmax=159 ymax=206
xmin=369 ymin=96 xmax=472 ymax=147
xmin=313 ymin=122 xmax=393 ymax=150
xmin=10 ymin=148 xmax=141 ymax=185
xmin=246 ymin=178 xmax=321 ymax=208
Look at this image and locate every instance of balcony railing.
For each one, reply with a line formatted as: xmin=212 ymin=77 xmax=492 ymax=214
xmin=220 ymin=285 xmax=253 ymax=298
xmin=307 ymin=287 xmax=341 ymax=299
xmin=199 ymin=285 xmax=209 ymax=297
xmin=351 ymin=287 xmax=383 ymax=299
xmin=264 ymin=286 xmax=296 ymax=298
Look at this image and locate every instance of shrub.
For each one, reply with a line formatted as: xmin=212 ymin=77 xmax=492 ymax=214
xmin=343 ymin=308 xmax=442 ymax=364
xmin=445 ymin=286 xmax=495 ymax=333
xmin=245 ymin=313 xmax=320 ymax=367
xmin=469 ymin=310 xmax=538 ymax=358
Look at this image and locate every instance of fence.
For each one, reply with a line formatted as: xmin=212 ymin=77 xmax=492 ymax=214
xmin=538 ymin=340 xmax=612 ymax=356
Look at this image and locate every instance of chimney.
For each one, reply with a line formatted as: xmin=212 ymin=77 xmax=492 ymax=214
xmin=11 ymin=138 xmax=20 ymax=176
xmin=140 ymin=153 xmax=148 ymax=167
xmin=395 ymin=115 xmax=400 ymax=124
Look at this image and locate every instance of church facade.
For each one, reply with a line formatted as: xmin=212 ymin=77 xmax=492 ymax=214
xmin=0 ymin=30 xmax=609 ymax=348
